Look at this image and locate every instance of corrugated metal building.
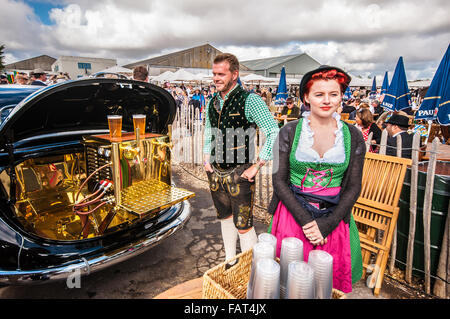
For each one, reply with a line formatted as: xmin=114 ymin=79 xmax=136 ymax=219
xmin=124 ymin=44 xmax=251 ymax=75
xmin=241 ymin=53 xmax=321 ymax=79
xmin=4 ymin=55 xmax=56 ymax=73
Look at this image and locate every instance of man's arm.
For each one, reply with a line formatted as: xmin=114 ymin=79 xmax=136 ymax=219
xmin=239 ymin=94 xmax=279 ymax=181
xmin=245 ymin=93 xmax=280 ymax=162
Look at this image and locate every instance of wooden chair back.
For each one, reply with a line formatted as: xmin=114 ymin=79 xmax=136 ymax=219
xmin=352 ymin=152 xmax=412 ymax=296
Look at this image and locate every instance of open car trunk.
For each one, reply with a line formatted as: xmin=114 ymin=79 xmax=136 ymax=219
xmin=0 ymin=79 xmax=194 ymax=242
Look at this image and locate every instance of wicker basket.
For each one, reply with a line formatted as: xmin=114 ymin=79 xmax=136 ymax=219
xmin=202 ymin=248 xmax=346 ymax=299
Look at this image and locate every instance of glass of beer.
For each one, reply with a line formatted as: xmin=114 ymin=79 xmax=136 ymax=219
xmin=133 ymin=114 xmax=146 ymax=137
xmin=107 ymin=115 xmax=122 ymax=139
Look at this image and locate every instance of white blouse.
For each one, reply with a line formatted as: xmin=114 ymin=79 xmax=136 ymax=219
xmin=295 ymin=112 xmax=346 ymax=164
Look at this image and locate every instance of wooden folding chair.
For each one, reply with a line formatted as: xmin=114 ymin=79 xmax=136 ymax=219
xmin=352 ymin=152 xmax=412 ymax=296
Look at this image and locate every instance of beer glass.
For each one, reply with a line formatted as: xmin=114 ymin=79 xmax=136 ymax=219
xmin=107 ymin=115 xmax=122 ymax=139
xmin=133 ymin=114 xmax=146 ymax=137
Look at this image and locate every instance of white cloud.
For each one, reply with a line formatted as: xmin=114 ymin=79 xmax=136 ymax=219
xmin=1 ymin=0 xmax=449 ymax=79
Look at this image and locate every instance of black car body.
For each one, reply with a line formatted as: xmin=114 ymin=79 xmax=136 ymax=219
xmin=0 ymin=79 xmax=194 ymax=285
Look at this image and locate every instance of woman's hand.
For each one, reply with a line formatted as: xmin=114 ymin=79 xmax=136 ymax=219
xmin=302 ymin=220 xmax=327 ymax=246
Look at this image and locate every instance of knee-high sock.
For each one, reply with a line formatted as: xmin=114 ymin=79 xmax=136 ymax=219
xmin=220 ymin=218 xmax=238 ymax=262
xmin=238 ymin=227 xmax=258 ymax=253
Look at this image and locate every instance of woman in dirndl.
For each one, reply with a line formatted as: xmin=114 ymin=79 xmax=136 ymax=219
xmin=267 ymin=65 xmax=366 ymax=293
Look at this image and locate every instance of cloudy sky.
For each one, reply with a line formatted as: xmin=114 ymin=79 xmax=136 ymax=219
xmin=1 ymin=0 xmax=449 ymax=80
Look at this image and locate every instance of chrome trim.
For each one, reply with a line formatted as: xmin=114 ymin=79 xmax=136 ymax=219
xmin=0 ymin=200 xmax=191 ymax=285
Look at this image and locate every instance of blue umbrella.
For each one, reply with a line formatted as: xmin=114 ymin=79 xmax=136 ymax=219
xmin=381 ymin=71 xmax=389 ymax=95
xmin=275 ymin=66 xmax=288 ymax=105
xmin=381 ymin=57 xmax=411 ymax=111
xmin=370 ymin=76 xmax=377 ymax=99
xmin=343 ymin=86 xmax=352 ymax=101
xmin=415 ymin=44 xmax=450 ymax=125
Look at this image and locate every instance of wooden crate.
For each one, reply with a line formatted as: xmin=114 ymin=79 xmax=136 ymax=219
xmin=202 ymin=249 xmax=346 ymax=299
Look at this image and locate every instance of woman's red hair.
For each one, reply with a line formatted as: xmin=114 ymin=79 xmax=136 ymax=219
xmin=304 ymin=69 xmax=350 ymax=96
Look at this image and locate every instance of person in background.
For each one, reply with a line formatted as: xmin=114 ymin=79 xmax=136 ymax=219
xmin=385 ymin=114 xmax=416 ymax=159
xmin=341 ymin=100 xmax=356 ymax=114
xmin=30 ymin=68 xmax=47 ymax=86
xmin=15 ymin=73 xmax=29 ymax=85
xmin=348 ymin=98 xmax=361 ymax=120
xmin=355 ymin=108 xmax=381 ymax=152
xmin=202 ymin=88 xmax=210 ymax=112
xmin=0 ymin=75 xmax=8 ymax=84
xmin=268 ymin=65 xmax=365 ymax=293
xmin=191 ymin=87 xmax=206 ymax=119
xmin=279 ymin=97 xmax=300 ymax=125
xmin=371 ymin=100 xmax=384 ymax=120
xmin=133 ymin=65 xmax=149 ymax=82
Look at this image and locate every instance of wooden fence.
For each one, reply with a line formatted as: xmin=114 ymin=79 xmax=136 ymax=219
xmin=171 ymin=107 xmax=449 ymax=297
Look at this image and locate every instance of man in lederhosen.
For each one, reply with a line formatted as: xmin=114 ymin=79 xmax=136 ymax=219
xmin=203 ymin=53 xmax=279 ymax=262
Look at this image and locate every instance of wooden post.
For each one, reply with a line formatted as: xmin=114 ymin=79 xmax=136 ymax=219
xmin=389 ymin=134 xmax=403 ymax=273
xmin=406 ymin=132 xmax=420 ymax=283
xmin=379 ymin=129 xmax=388 ymax=155
xmin=423 ymin=137 xmax=439 ymax=294
xmin=432 ymin=205 xmax=450 ymax=298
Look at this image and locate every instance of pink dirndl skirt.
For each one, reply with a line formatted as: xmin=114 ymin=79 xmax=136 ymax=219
xmin=270 ymin=186 xmax=353 ymax=293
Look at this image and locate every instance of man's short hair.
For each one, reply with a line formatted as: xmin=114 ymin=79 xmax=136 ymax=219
xmin=133 ymin=65 xmax=148 ymax=81
xmin=213 ymin=53 xmax=240 ymax=73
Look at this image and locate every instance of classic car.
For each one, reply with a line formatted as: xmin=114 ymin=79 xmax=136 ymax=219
xmin=0 ymin=84 xmax=42 ymax=122
xmin=0 ymin=79 xmax=194 ymax=285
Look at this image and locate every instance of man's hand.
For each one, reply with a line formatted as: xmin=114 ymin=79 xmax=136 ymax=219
xmin=240 ymin=160 xmax=265 ymax=182
xmin=240 ymin=165 xmax=259 ymax=182
xmin=204 ymin=162 xmax=213 ymax=173
xmin=203 ymin=156 xmax=213 ymax=173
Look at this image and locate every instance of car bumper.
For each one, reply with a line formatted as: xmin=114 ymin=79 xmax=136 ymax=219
xmin=0 ymin=200 xmax=191 ymax=285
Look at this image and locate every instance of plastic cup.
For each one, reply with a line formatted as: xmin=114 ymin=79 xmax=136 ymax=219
xmin=133 ymin=114 xmax=146 ymax=137
xmin=308 ymin=250 xmax=333 ymax=299
xmin=247 ymin=242 xmax=274 ymax=299
xmin=258 ymin=233 xmax=277 ymax=259
xmin=252 ymin=258 xmax=280 ymax=299
xmin=286 ymin=261 xmax=315 ymax=299
xmin=107 ymin=115 xmax=122 ymax=139
xmin=279 ymin=237 xmax=303 ymax=298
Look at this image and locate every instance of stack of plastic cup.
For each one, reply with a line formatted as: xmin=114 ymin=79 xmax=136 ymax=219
xmin=279 ymin=237 xmax=303 ymax=298
xmin=247 ymin=242 xmax=275 ymax=299
xmin=308 ymin=250 xmax=333 ymax=299
xmin=258 ymin=233 xmax=277 ymax=259
xmin=286 ymin=261 xmax=315 ymax=299
xmin=252 ymin=258 xmax=281 ymax=299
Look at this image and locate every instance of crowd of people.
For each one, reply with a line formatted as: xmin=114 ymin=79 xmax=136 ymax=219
xmin=1 ymin=65 xmax=441 ymax=159
xmin=0 ymin=68 xmax=71 ymax=86
xmin=159 ymin=74 xmax=429 ymax=161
